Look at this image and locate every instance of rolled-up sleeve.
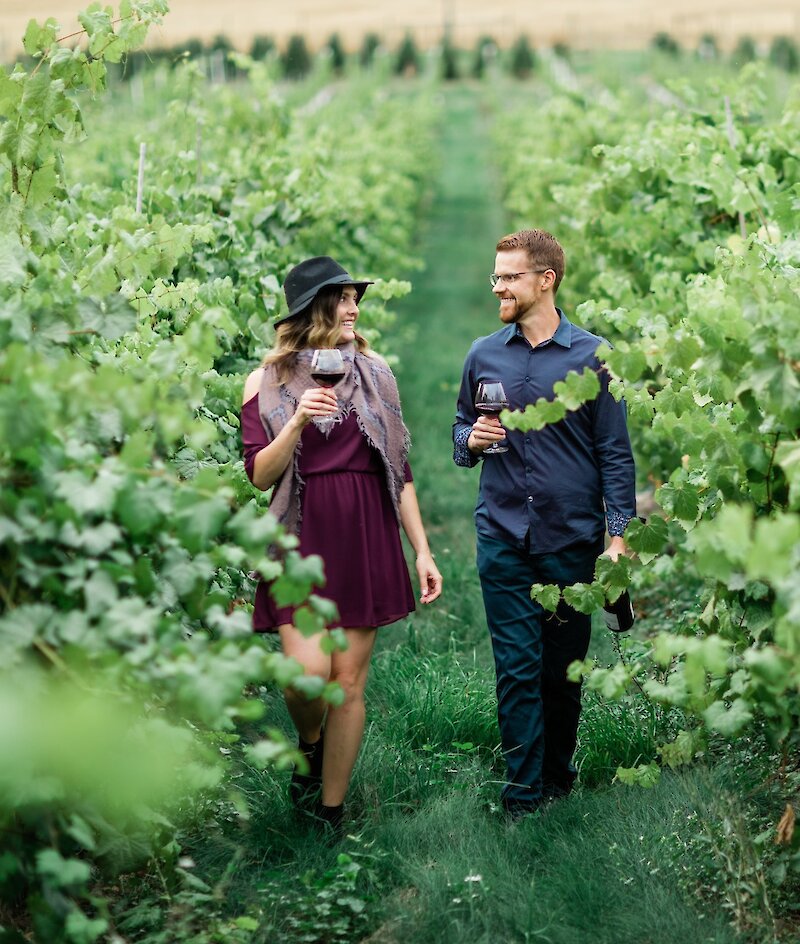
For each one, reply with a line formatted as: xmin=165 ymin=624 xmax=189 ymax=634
xmin=591 ymin=367 xmax=637 ymax=534
xmin=453 ymin=347 xmax=480 ymax=468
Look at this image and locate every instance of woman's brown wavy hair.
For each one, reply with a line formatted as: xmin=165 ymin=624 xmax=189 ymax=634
xmin=262 ymin=286 xmax=371 ymax=384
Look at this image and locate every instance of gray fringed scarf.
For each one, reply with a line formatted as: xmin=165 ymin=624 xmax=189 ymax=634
xmin=258 ymin=344 xmax=411 ymax=535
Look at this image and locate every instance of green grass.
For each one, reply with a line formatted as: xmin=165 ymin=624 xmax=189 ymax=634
xmin=372 ymin=770 xmax=747 ymax=944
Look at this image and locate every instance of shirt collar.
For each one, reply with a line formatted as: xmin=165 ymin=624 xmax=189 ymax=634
xmin=504 ymin=309 xmax=573 ymax=348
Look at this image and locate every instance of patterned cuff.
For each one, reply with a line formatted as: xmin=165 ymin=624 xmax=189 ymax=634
xmin=453 ymin=426 xmax=479 ymax=468
xmin=607 ymin=511 xmax=633 ymax=537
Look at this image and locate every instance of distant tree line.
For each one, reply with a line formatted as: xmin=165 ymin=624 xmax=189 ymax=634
xmin=9 ymin=28 xmax=799 ymax=81
xmin=652 ymin=30 xmax=798 ymax=71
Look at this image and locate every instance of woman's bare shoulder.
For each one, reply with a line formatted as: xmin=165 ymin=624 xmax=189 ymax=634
xmin=242 ymin=367 xmax=264 ymax=405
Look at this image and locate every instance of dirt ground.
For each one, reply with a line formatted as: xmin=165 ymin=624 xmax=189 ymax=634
xmin=2 ymin=0 xmax=799 ymax=61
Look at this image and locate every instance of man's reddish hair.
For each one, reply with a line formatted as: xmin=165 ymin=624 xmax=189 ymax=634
xmin=496 ymin=229 xmax=565 ymax=293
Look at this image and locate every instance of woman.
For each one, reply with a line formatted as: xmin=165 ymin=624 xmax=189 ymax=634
xmin=241 ymin=255 xmax=442 ymax=834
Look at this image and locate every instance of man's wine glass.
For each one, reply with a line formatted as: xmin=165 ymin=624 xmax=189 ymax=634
xmin=310 ymin=348 xmax=346 ymax=387
xmin=475 ymin=380 xmax=509 ymax=454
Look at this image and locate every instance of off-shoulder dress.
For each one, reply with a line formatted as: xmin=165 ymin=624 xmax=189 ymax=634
xmin=241 ymin=395 xmax=416 ymax=632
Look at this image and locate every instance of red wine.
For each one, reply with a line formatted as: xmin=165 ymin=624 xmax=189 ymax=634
xmin=603 ymin=590 xmax=635 ymax=633
xmin=476 ymin=402 xmax=509 ymax=415
xmin=311 ymin=371 xmax=345 ymax=387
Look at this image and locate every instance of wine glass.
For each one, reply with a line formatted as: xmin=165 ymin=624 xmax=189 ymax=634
xmin=310 ymin=348 xmax=345 ymax=387
xmin=475 ymin=380 xmax=509 ymax=454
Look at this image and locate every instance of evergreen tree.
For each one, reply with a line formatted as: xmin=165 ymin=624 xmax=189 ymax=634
xmin=327 ymin=33 xmax=347 ymax=75
xmin=441 ymin=36 xmax=459 ymax=81
xmin=250 ymin=35 xmax=275 ymax=61
xmin=651 ymin=32 xmax=681 ymax=56
xmin=553 ymin=41 xmax=571 ymax=62
xmin=471 ymin=35 xmax=495 ymax=79
xmin=770 ymin=35 xmax=799 ymax=72
xmin=395 ymin=32 xmax=420 ymax=76
xmin=360 ymin=33 xmax=381 ymax=67
xmin=697 ymin=33 xmax=718 ymax=59
xmin=731 ymin=36 xmax=757 ymax=66
xmin=283 ymin=34 xmax=312 ymax=79
xmin=509 ymin=35 xmax=535 ymax=79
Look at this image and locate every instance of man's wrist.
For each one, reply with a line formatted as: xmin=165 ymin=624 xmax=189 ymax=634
xmin=607 ymin=511 xmax=633 ymax=537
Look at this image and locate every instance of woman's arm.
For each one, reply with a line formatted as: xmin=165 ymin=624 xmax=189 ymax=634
xmin=242 ymin=368 xmax=337 ymax=491
xmin=398 ymin=482 xmax=442 ymax=604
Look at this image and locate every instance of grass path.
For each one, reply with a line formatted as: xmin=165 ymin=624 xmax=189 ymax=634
xmin=387 ymin=83 xmax=507 ymax=657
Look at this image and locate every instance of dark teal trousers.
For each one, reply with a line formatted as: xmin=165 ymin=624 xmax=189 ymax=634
xmin=477 ymin=533 xmax=603 ymax=812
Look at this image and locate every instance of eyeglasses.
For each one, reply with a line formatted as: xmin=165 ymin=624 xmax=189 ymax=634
xmin=489 ymin=269 xmax=552 ymax=287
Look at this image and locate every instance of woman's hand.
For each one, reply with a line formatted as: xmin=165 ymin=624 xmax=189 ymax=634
xmin=415 ymin=551 xmax=443 ymax=605
xmin=291 ymin=387 xmax=338 ymax=428
xmin=246 ymin=380 xmax=338 ymax=491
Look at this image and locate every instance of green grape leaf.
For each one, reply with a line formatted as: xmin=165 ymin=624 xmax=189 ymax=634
xmin=594 ymin=555 xmax=633 ymax=602
xmin=599 ymin=343 xmax=648 ymax=382
xmin=291 ymin=675 xmax=326 ymax=701
xmin=658 ymin=729 xmax=705 ymax=769
xmin=0 ymin=232 xmax=27 ymax=287
xmin=747 ymin=514 xmax=800 ymax=583
xmin=656 ymin=481 xmax=701 ymax=524
xmin=702 ymin=698 xmax=753 ymax=736
xmin=322 ymin=681 xmax=346 ymax=707
xmin=23 ymin=18 xmax=59 ymax=57
xmin=76 ymin=296 xmax=136 ymax=340
xmin=293 ymin=606 xmax=325 ymax=639
xmin=615 ymin=763 xmax=661 ymax=788
xmin=271 ymin=552 xmax=325 ymax=606
xmin=36 ymin=849 xmax=91 ymax=889
xmin=776 ymin=441 xmax=800 ymax=510
xmin=686 ymin=505 xmax=752 ymax=583
xmin=503 ymin=397 xmax=567 ymax=432
xmin=307 ymin=594 xmax=339 ymax=623
xmin=562 ymin=581 xmax=606 ymax=614
xmin=624 ymin=515 xmax=668 ymax=562
xmin=552 ymin=366 xmax=600 ymax=410
xmin=530 ymin=582 xmax=561 ymax=611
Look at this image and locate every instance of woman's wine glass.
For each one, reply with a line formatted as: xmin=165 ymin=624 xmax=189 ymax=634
xmin=475 ymin=380 xmax=509 ymax=454
xmin=310 ymin=348 xmax=346 ymax=387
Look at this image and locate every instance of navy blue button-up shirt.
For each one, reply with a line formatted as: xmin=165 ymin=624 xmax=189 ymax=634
xmin=453 ymin=311 xmax=636 ymax=553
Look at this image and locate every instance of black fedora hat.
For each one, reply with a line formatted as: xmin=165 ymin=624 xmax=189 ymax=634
xmin=274 ymin=256 xmax=373 ymax=328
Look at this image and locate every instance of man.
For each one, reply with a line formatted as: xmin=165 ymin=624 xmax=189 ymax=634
xmin=453 ymin=229 xmax=636 ymax=820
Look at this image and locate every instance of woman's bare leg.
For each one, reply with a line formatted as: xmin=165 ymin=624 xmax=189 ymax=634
xmin=321 ymin=628 xmax=377 ymax=807
xmin=278 ymin=624 xmax=330 ymax=744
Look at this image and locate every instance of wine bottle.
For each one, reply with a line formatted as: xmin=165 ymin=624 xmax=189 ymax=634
xmin=603 ymin=590 xmax=635 ymax=633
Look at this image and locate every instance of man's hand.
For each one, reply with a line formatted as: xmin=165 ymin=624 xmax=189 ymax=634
xmin=602 ymin=536 xmax=628 ymax=561
xmin=468 ymin=415 xmax=507 ymax=454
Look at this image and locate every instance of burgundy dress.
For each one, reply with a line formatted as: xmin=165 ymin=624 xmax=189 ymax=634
xmin=241 ymin=395 xmax=416 ymax=632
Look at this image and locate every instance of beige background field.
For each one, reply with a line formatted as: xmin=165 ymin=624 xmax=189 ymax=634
xmin=2 ymin=0 xmax=799 ymax=61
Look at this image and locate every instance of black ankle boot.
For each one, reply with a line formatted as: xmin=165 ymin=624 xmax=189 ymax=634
xmin=316 ymin=802 xmax=344 ymax=840
xmin=289 ymin=731 xmax=324 ymax=811
xmin=305 ymin=730 xmax=324 ymax=779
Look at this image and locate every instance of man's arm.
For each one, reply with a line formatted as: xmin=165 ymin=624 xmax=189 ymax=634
xmin=592 ymin=366 xmax=637 ymax=555
xmin=453 ymin=349 xmax=480 ymax=468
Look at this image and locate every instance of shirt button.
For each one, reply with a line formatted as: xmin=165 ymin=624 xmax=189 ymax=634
xmin=525 ymin=376 xmax=530 ymax=382
xmin=527 ymin=495 xmax=533 ymax=502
